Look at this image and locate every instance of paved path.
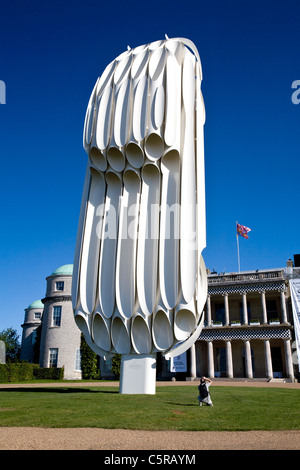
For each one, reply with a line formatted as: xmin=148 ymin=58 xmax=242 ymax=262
xmin=0 ymin=427 xmax=299 ymax=450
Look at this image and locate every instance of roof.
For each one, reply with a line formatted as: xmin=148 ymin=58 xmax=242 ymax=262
xmin=27 ymin=299 xmax=44 ymax=310
xmin=51 ymin=264 xmax=73 ymax=276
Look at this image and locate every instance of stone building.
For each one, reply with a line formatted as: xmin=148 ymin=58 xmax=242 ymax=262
xmin=20 ymin=300 xmax=44 ymax=363
xmin=188 ymin=259 xmax=299 ymax=381
xmin=21 ymin=264 xmax=82 ymax=380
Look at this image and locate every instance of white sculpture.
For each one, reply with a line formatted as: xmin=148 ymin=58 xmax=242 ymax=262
xmin=72 ymin=37 xmax=207 ymax=394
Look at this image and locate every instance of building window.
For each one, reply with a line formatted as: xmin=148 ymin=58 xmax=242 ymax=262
xmin=34 ymin=312 xmax=41 ymax=320
xmin=32 ymin=329 xmax=37 ymax=345
xmin=266 ymin=300 xmax=277 ymax=321
xmin=49 ymin=348 xmax=58 ymax=368
xmin=214 ymin=303 xmax=225 ymax=324
xmin=52 ymin=306 xmax=62 ymax=327
xmin=75 ymin=348 xmax=81 ymax=371
xmin=55 ymin=281 xmax=64 ymax=291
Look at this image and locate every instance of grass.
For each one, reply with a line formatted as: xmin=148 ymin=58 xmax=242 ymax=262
xmin=0 ymin=385 xmax=299 ymax=431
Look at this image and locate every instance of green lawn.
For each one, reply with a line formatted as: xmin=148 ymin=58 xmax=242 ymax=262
xmin=0 ymin=385 xmax=299 ymax=431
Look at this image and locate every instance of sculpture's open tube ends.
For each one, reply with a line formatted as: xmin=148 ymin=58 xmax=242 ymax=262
xmin=92 ymin=312 xmax=111 ymax=351
xmin=174 ymin=306 xmax=196 ymax=341
xmin=126 ymin=142 xmax=144 ymax=168
xmin=89 ymin=147 xmax=107 ymax=172
xmin=111 ymin=315 xmax=131 ymax=354
xmin=152 ymin=309 xmax=173 ymax=351
xmin=74 ymin=311 xmax=91 ymax=339
xmin=144 ymin=133 xmax=164 ymax=161
xmin=131 ymin=314 xmax=152 ymax=354
xmin=107 ymin=146 xmax=126 ymax=172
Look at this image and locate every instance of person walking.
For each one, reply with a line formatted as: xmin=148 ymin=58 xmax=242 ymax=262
xmin=198 ymin=376 xmax=213 ymax=406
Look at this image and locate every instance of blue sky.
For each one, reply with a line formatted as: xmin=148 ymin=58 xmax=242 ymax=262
xmin=1 ymin=0 xmax=300 ymax=338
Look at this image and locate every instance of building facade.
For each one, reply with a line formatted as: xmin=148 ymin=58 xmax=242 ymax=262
xmin=21 ymin=259 xmax=300 ymax=382
xmin=20 ymin=300 xmax=44 ymax=363
xmin=192 ymin=262 xmax=298 ymax=381
xmin=21 ymin=264 xmax=82 ymax=380
xmin=157 ymin=258 xmax=299 ymax=382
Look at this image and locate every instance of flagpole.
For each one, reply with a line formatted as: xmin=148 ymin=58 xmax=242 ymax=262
xmin=236 ymin=233 xmax=240 ymax=273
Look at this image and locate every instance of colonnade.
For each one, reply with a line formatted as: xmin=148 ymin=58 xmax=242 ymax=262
xmin=189 ymin=338 xmax=295 ymax=380
xmin=205 ymin=290 xmax=288 ymax=326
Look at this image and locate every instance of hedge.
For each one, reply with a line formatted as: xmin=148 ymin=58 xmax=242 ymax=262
xmin=0 ymin=363 xmax=64 ymax=382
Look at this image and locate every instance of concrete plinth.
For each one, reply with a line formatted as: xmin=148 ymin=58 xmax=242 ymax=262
xmin=119 ymin=354 xmax=156 ymax=394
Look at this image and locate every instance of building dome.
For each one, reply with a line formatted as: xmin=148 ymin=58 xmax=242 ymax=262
xmin=27 ymin=299 xmax=44 ymax=310
xmin=51 ymin=264 xmax=73 ymax=276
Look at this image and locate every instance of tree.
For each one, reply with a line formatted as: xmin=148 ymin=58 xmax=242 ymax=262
xmin=111 ymin=354 xmax=121 ymax=379
xmin=0 ymin=328 xmax=20 ymax=362
xmin=80 ymin=333 xmax=100 ymax=380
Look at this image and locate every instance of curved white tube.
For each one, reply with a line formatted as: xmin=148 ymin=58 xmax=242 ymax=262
xmin=113 ymin=78 xmax=131 ymax=149
xmin=125 ymin=48 xmax=149 ymax=168
xmin=79 ymin=168 xmax=106 ymax=315
xmin=159 ymin=149 xmax=180 ymax=310
xmin=83 ymin=78 xmax=99 ymax=152
xmin=126 ymin=75 xmax=148 ymax=168
xmin=144 ymin=46 xmax=166 ymax=161
xmin=137 ymin=161 xmax=160 ymax=316
xmin=180 ymin=51 xmax=197 ymax=304
xmin=196 ymin=254 xmax=208 ymax=317
xmin=95 ymin=85 xmax=114 ymax=152
xmin=164 ymin=311 xmax=204 ymax=360
xmin=115 ymin=165 xmax=141 ymax=319
xmin=164 ymin=47 xmax=182 ymax=149
xmin=72 ymin=162 xmax=91 ymax=310
xmin=96 ymin=59 xmax=116 ymax=97
xmin=106 ymin=53 xmax=132 ymax=172
xmin=164 ymin=254 xmax=207 ymax=359
xmin=107 ymin=79 xmax=131 ymax=172
xmin=98 ymin=169 xmax=122 ymax=318
xmin=114 ymin=50 xmax=132 ymax=85
xmin=195 ymin=61 xmax=206 ymax=259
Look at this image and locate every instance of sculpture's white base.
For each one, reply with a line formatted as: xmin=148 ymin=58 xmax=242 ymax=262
xmin=119 ymin=354 xmax=156 ymax=394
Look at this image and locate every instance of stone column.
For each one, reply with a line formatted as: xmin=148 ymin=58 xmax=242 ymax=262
xmin=261 ymin=291 xmax=268 ymax=324
xmin=207 ymin=341 xmax=214 ymax=378
xmin=225 ymin=340 xmax=233 ymax=378
xmin=224 ymin=293 xmax=230 ymax=326
xmin=190 ymin=343 xmax=197 ymax=379
xmin=284 ymin=339 xmax=295 ymax=380
xmin=244 ymin=340 xmax=253 ymax=378
xmin=264 ymin=339 xmax=273 ymax=380
xmin=206 ymin=295 xmax=211 ymax=326
xmin=242 ymin=293 xmax=248 ymax=325
xmin=280 ymin=291 xmax=288 ymax=324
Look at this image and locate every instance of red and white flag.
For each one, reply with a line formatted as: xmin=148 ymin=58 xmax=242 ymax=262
xmin=236 ymin=222 xmax=251 ymax=239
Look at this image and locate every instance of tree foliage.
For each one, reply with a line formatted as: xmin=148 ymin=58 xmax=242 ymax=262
xmin=111 ymin=354 xmax=121 ymax=379
xmin=80 ymin=333 xmax=100 ymax=380
xmin=0 ymin=328 xmax=20 ymax=362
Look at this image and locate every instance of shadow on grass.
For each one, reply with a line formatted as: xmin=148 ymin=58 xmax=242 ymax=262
xmin=166 ymin=401 xmax=198 ymax=407
xmin=0 ymin=387 xmax=118 ymax=394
